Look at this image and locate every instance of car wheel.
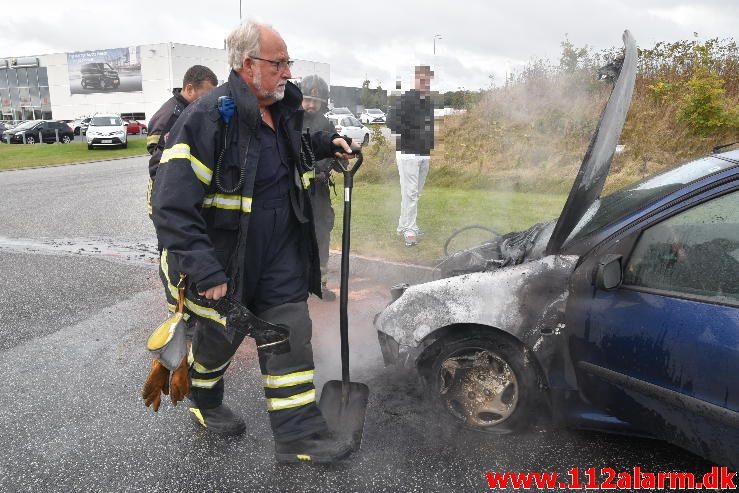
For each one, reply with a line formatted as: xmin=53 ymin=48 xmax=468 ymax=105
xmin=429 ymin=333 xmax=541 ymax=433
xmin=121 ymin=141 xmax=128 ymax=149
xmin=61 ymin=135 xmax=72 ymax=144
xmin=362 ymin=133 xmax=370 ymax=146
xmin=88 ymin=144 xmax=94 ymax=150
xmin=74 ymin=128 xmax=80 ymax=136
xmin=26 ymin=135 xmax=36 ymax=144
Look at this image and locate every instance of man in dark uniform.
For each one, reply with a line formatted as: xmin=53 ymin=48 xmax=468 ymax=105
xmin=301 ymin=74 xmax=337 ymax=301
xmin=145 ymin=65 xmax=217 ymax=215
xmin=150 ymin=20 xmax=358 ymax=464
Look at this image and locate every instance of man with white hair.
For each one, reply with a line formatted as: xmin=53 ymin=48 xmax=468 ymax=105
xmin=150 ymin=20 xmax=358 ymax=463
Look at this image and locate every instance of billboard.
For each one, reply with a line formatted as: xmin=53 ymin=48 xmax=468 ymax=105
xmin=67 ymin=47 xmax=142 ymax=94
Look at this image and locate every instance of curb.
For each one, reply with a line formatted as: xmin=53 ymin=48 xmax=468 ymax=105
xmin=0 ymin=154 xmax=148 ymax=173
xmin=327 ymin=250 xmax=435 ymax=286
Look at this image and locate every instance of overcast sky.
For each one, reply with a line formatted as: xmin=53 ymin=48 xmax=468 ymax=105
xmin=2 ymin=0 xmax=738 ymax=92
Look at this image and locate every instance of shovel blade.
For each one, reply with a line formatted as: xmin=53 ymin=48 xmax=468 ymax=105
xmin=319 ymin=380 xmax=369 ymax=451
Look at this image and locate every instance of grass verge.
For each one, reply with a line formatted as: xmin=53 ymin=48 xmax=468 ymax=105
xmin=0 ymin=138 xmax=147 ymax=170
xmin=329 ymin=179 xmax=566 ymax=266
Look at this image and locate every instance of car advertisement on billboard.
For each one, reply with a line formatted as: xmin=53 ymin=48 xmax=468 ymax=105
xmin=67 ymin=46 xmax=142 ymax=94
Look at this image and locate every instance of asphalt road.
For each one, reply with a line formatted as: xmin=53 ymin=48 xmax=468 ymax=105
xmin=0 ymin=158 xmax=716 ymax=492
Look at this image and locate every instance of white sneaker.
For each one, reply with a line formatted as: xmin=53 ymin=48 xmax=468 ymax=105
xmin=404 ymin=231 xmax=417 ymax=247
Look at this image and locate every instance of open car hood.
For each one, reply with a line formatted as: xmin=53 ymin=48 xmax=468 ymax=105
xmin=546 ymin=30 xmax=637 ymax=254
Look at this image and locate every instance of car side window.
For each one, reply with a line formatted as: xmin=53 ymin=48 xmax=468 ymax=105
xmin=624 ymin=190 xmax=739 ymax=303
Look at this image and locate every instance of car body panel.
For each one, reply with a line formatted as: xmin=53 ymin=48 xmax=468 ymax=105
xmin=375 ymin=255 xmax=579 ymax=368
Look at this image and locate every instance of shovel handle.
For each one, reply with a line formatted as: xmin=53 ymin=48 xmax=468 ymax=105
xmin=337 ymin=150 xmax=362 ymax=384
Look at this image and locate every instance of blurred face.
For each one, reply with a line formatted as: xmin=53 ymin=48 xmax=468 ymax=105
xmin=414 ymin=70 xmax=433 ymax=94
xmin=243 ymin=27 xmax=292 ymax=105
xmin=302 ymin=97 xmax=322 ymax=114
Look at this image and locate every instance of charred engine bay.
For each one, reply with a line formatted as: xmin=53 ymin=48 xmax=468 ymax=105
xmin=436 ymin=222 xmax=555 ymax=279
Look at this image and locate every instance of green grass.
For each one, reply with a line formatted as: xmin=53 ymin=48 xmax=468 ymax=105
xmin=0 ymin=138 xmax=147 ymax=169
xmin=329 ymin=179 xmax=567 ymax=265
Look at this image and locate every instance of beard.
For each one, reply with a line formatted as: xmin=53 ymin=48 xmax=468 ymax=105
xmin=253 ymin=67 xmax=285 ymax=102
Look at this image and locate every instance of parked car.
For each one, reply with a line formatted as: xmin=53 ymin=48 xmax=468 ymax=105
xmin=80 ymin=62 xmax=120 ymax=90
xmin=373 ymin=31 xmax=738 ymax=469
xmin=86 ymin=114 xmax=127 ymax=149
xmin=71 ymin=117 xmax=91 ymax=136
xmin=328 ymin=115 xmax=370 ymax=146
xmin=0 ymin=122 xmax=6 ymax=141
xmin=360 ymin=108 xmax=386 ymax=124
xmin=325 ymin=107 xmax=354 ymax=118
xmin=4 ymin=120 xmax=74 ymax=144
xmin=124 ymin=120 xmax=147 ymax=135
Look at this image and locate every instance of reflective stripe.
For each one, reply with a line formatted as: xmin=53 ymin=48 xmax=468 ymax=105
xmin=146 ymin=134 xmax=160 ymax=147
xmin=160 ymin=143 xmax=213 ymax=186
xmin=265 ymin=389 xmax=316 ymax=411
xmin=301 ymin=170 xmax=315 ymax=189
xmin=262 ymin=370 xmax=314 ymax=389
xmin=146 ymin=177 xmax=153 ymax=215
xmin=160 ymin=250 xmax=226 ymax=326
xmin=189 ymin=408 xmax=207 ymax=427
xmin=188 ymin=346 xmax=230 ymax=374
xmin=297 ymin=455 xmax=312 ymax=461
xmin=202 ymin=193 xmax=252 ymax=213
xmin=191 ymin=376 xmax=222 ymax=389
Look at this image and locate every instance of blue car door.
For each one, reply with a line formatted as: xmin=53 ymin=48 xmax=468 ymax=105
xmin=569 ymin=188 xmax=739 ymax=468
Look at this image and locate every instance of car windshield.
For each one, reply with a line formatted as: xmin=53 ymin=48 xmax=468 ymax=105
xmin=91 ymin=116 xmax=122 ymax=126
xmin=14 ymin=120 xmax=41 ymax=130
xmin=566 ymin=152 xmax=739 ymax=243
xmin=333 ymin=108 xmax=351 ymax=114
xmin=367 ymin=109 xmax=382 ymax=114
xmin=348 ymin=117 xmax=361 ymax=126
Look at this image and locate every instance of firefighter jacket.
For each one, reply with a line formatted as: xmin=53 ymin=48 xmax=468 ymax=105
xmin=146 ymin=88 xmax=191 ymax=179
xmin=151 ymin=70 xmax=337 ymax=321
xmin=387 ymin=89 xmax=435 ymax=156
xmin=302 ymin=110 xmax=337 ymax=184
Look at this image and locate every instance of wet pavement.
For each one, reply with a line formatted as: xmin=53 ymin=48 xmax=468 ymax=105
xmin=0 ymin=158 xmax=717 ymax=492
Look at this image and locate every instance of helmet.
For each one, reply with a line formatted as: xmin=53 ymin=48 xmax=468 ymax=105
xmin=301 ymin=75 xmax=329 ymax=104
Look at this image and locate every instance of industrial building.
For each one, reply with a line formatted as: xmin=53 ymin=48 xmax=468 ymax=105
xmin=0 ymin=43 xmax=330 ymax=123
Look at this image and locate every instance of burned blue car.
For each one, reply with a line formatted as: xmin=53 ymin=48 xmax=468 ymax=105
xmin=374 ymin=31 xmax=738 ymax=469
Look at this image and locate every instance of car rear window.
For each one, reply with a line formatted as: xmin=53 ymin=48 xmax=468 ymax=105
xmin=91 ymin=117 xmax=122 ymax=126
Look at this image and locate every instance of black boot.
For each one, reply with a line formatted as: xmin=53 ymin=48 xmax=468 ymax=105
xmin=321 ymin=286 xmax=337 ymax=302
xmin=189 ymin=404 xmax=246 ymax=436
xmin=274 ymin=431 xmax=353 ymax=463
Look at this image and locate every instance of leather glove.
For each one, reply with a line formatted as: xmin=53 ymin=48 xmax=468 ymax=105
xmin=142 ymin=359 xmax=170 ymax=412
xmin=169 ymin=356 xmax=190 ymax=405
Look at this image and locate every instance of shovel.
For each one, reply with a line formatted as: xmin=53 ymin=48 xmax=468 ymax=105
xmin=318 ymin=150 xmax=369 ymax=452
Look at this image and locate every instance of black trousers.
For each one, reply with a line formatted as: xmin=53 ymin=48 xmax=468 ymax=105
xmin=311 ymin=182 xmax=335 ymax=285
xmin=188 ymin=196 xmax=327 ymax=443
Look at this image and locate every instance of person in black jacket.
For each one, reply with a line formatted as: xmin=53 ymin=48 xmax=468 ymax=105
xmin=301 ymin=74 xmax=338 ymax=301
xmin=150 ymin=20 xmax=357 ymax=463
xmin=145 ymin=65 xmax=217 ymax=216
xmin=387 ymin=65 xmax=435 ymax=246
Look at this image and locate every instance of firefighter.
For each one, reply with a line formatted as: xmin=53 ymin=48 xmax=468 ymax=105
xmin=301 ymin=74 xmax=337 ymax=301
xmin=150 ymin=20 xmax=358 ymax=464
xmin=145 ymin=65 xmax=218 ymax=216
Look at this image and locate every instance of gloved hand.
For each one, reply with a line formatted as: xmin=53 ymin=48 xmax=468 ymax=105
xmin=169 ymin=356 xmax=190 ymax=405
xmin=142 ymin=359 xmax=170 ymax=412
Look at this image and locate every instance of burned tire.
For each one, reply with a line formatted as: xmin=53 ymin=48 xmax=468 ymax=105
xmin=362 ymin=133 xmax=370 ymax=146
xmin=429 ymin=333 xmax=540 ymax=434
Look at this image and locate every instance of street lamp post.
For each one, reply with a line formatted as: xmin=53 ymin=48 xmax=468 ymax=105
xmin=433 ymin=34 xmax=442 ymax=55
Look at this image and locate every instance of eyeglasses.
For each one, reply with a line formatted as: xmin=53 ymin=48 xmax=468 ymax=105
xmin=250 ymin=56 xmax=294 ymax=71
